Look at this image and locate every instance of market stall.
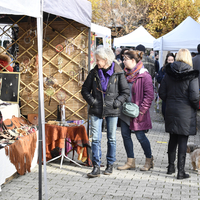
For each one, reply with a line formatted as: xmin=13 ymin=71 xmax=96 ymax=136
xmin=113 ymin=26 xmax=155 ymax=48
xmin=0 ymin=0 xmax=92 ymax=197
xmin=153 ymin=16 xmax=200 ymax=67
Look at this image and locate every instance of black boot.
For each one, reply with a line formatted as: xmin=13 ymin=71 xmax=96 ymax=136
xmin=177 ymin=153 xmax=190 ymax=179
xmin=167 ymin=152 xmax=176 ymax=174
xmin=104 ymin=164 xmax=113 ymax=175
xmin=87 ymin=163 xmax=100 ymax=178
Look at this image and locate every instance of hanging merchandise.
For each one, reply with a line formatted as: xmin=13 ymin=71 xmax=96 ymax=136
xmin=44 ymin=76 xmax=58 ymax=106
xmin=55 ymin=44 xmax=64 ymax=73
xmin=66 ymin=38 xmax=74 ymax=55
xmin=78 ymin=68 xmax=85 ymax=87
xmin=19 ymin=56 xmax=30 ymax=72
xmin=56 ymin=89 xmax=67 ymax=104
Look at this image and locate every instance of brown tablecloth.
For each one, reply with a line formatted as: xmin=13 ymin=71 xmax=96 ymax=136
xmin=5 ymin=131 xmax=37 ymax=175
xmin=45 ymin=124 xmax=91 ymax=165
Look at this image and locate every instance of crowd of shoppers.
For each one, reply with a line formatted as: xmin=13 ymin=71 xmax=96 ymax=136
xmin=81 ymin=44 xmax=200 ymax=180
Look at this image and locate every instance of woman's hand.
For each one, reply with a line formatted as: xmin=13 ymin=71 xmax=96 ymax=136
xmin=137 ymin=111 xmax=144 ymax=122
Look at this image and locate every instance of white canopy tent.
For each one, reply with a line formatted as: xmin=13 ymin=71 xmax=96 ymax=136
xmin=91 ymin=23 xmax=111 ymax=48
xmin=0 ymin=0 xmax=91 ymax=199
xmin=113 ymin=26 xmax=155 ymax=48
xmin=153 ymin=16 xmax=200 ymax=67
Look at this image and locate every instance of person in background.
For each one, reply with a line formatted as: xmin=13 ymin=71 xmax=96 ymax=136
xmin=156 ymin=53 xmax=175 ymax=119
xmin=117 ymin=50 xmax=154 ymax=171
xmin=192 ymin=44 xmax=200 ymax=89
xmin=115 ymin=47 xmax=122 ymax=63
xmin=154 ymin=52 xmax=160 ymax=74
xmin=119 ymin=48 xmax=129 ymax=70
xmin=159 ymin=48 xmax=199 ymax=179
xmin=135 ymin=44 xmax=155 ymax=79
xmin=0 ymin=46 xmax=13 ymax=72
xmin=81 ymin=47 xmax=129 ymax=178
xmin=191 ymin=52 xmax=196 ymax=58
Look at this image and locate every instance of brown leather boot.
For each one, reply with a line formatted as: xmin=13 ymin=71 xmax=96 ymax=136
xmin=140 ymin=156 xmax=154 ymax=171
xmin=117 ymin=158 xmax=135 ymax=170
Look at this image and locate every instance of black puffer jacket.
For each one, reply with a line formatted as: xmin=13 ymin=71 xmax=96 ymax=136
xmin=159 ymin=61 xmax=199 ymax=136
xmin=81 ymin=62 xmax=129 ymax=118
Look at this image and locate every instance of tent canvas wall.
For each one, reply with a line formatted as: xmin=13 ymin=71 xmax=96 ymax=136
xmin=113 ymin=26 xmax=155 ymax=48
xmin=153 ymin=16 xmax=200 ymax=52
xmin=153 ymin=16 xmax=200 ymax=67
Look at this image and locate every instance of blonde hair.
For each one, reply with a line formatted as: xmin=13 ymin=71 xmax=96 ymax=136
xmin=94 ymin=47 xmax=115 ymax=66
xmin=176 ymin=48 xmax=193 ymax=67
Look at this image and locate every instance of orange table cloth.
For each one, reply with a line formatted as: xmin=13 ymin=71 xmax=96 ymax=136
xmin=45 ymin=124 xmax=92 ymax=165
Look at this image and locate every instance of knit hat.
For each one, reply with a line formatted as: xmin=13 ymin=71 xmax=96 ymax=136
xmin=136 ymin=44 xmax=145 ymax=53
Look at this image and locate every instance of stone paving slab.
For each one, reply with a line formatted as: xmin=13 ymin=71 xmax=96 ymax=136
xmin=0 ymin=105 xmax=200 ymax=200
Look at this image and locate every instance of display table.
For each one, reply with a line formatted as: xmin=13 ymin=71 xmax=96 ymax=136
xmin=45 ymin=124 xmax=92 ymax=166
xmin=0 ymin=131 xmax=38 ymax=192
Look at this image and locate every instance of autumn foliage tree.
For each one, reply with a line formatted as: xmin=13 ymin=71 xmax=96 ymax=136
xmin=89 ymin=0 xmax=150 ymax=37
xmin=146 ymin=0 xmax=200 ymax=38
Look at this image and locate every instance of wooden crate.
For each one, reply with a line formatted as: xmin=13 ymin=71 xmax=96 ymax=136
xmin=1 ymin=15 xmax=89 ymax=122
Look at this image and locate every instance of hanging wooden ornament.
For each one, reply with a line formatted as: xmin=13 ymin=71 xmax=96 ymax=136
xmin=20 ymin=56 xmax=30 ymax=73
xmin=56 ymin=89 xmax=67 ymax=104
xmin=44 ymin=76 xmax=58 ymax=106
xmin=45 ymin=86 xmax=55 ymax=106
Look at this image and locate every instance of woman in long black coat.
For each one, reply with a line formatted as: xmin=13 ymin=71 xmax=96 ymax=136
xmin=159 ymin=49 xmax=199 ymax=179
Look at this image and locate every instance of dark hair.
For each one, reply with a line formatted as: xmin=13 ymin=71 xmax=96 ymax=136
xmin=120 ymin=48 xmax=129 ymax=60
xmin=164 ymin=53 xmax=175 ymax=65
xmin=124 ymin=50 xmax=143 ymax=63
xmin=197 ymin=44 xmax=200 ymax=53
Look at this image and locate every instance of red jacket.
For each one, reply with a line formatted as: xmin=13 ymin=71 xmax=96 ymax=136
xmin=130 ymin=69 xmax=154 ymax=131
xmin=0 ymin=54 xmax=13 ymax=72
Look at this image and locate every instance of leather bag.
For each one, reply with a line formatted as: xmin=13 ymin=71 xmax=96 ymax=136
xmin=122 ymin=102 xmax=139 ymax=118
xmin=3 ymin=119 xmax=16 ymax=130
xmin=28 ymin=114 xmax=38 ymax=125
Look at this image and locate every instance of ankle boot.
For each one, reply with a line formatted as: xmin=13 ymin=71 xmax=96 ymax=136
xmin=167 ymin=152 xmax=176 ymax=174
xmin=117 ymin=158 xmax=135 ymax=170
xmin=87 ymin=163 xmax=100 ymax=178
xmin=104 ymin=164 xmax=113 ymax=175
xmin=177 ymin=153 xmax=190 ymax=179
xmin=140 ymin=156 xmax=154 ymax=171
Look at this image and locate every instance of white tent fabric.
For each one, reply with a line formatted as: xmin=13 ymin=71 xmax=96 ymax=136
xmin=153 ymin=16 xmax=200 ymax=52
xmin=91 ymin=23 xmax=111 ymax=37
xmin=113 ymin=26 xmax=155 ymax=48
xmin=43 ymin=0 xmax=91 ymax=27
xmin=91 ymin=23 xmax=111 ymax=48
xmin=0 ymin=0 xmax=40 ymax=18
xmin=0 ymin=0 xmax=91 ymax=27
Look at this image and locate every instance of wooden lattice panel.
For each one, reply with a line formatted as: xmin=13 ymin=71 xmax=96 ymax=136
xmin=0 ymin=15 xmax=89 ymax=122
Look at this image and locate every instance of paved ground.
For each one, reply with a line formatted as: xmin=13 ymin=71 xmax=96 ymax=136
xmin=1 ymin=103 xmax=200 ymax=200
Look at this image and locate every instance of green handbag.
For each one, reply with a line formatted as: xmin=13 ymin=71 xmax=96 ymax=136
xmin=122 ymin=102 xmax=139 ymax=118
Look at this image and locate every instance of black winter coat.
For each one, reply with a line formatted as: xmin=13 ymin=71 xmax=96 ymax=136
xmin=159 ymin=61 xmax=199 ymax=136
xmin=81 ymin=62 xmax=129 ymax=118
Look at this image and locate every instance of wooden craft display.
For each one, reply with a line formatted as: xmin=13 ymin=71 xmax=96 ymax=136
xmin=0 ymin=15 xmax=89 ymax=122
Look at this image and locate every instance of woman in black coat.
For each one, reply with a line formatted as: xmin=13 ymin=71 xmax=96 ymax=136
xmin=159 ymin=49 xmax=199 ymax=179
xmin=81 ymin=47 xmax=129 ymax=178
xmin=157 ymin=53 xmax=175 ymax=119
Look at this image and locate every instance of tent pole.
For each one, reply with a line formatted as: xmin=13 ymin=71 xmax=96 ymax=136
xmin=37 ymin=5 xmax=48 ymax=200
xmin=159 ymin=37 xmax=163 ymax=69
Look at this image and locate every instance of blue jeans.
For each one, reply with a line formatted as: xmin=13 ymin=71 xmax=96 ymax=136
xmin=120 ymin=120 xmax=152 ymax=158
xmin=90 ymin=115 xmax=118 ymax=166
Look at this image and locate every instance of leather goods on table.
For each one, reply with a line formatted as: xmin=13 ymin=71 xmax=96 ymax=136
xmin=28 ymin=114 xmax=38 ymax=125
xmin=5 ymin=131 xmax=37 ymax=175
